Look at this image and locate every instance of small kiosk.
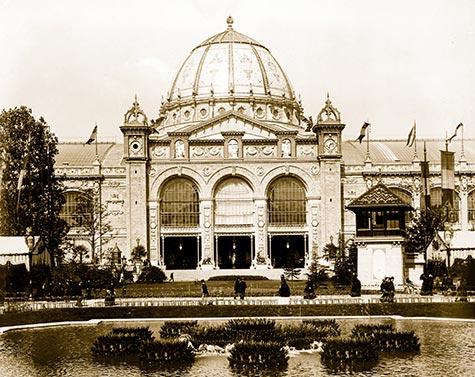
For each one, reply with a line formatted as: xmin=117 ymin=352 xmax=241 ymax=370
xmin=347 ymin=182 xmax=413 ymax=288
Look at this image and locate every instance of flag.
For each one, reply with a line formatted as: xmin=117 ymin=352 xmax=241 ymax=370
xmin=406 ymin=122 xmax=416 ymax=147
xmin=85 ymin=125 xmax=97 ymax=145
xmin=17 ymin=155 xmax=28 ymax=190
xmin=448 ymin=123 xmax=463 ymax=143
xmin=357 ymin=122 xmax=370 ymax=143
xmin=441 ymin=150 xmax=455 ymax=208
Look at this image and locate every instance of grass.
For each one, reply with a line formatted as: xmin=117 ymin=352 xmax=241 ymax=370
xmin=124 ymin=280 xmax=349 ymax=298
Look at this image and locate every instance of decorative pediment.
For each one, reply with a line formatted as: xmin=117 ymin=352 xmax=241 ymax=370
xmin=175 ymin=110 xmax=291 ymax=141
xmin=347 ymin=183 xmax=411 ymax=209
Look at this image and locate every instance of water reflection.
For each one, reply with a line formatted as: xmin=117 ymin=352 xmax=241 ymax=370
xmin=0 ymin=319 xmax=474 ymax=377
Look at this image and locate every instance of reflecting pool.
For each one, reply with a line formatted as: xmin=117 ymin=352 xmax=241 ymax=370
xmin=0 ymin=318 xmax=474 ymax=376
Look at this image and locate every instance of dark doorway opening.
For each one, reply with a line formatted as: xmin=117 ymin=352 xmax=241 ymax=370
xmin=164 ymin=236 xmax=198 ymax=270
xmin=217 ymin=236 xmax=252 ymax=269
xmin=270 ymin=235 xmax=305 ymax=268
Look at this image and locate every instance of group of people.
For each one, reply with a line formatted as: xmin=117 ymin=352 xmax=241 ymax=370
xmin=419 ymin=273 xmax=434 ymax=296
xmin=233 ymin=277 xmax=247 ymax=299
xmin=380 ymin=276 xmax=395 ymax=302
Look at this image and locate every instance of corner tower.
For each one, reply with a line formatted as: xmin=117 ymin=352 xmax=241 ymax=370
xmin=120 ymin=96 xmax=151 ymax=259
xmin=313 ymin=95 xmax=345 ymax=248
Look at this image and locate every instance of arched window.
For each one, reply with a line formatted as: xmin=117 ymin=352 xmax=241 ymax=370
xmin=215 ymin=178 xmax=254 ymax=225
xmin=268 ymin=177 xmax=306 ymax=225
xmin=430 ymin=187 xmax=460 ymax=223
xmin=60 ymin=191 xmax=93 ymax=227
xmin=161 ymin=178 xmax=199 ymax=226
xmin=468 ymin=190 xmax=475 ymax=222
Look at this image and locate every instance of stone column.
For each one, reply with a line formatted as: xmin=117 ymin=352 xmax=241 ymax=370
xmin=253 ymin=199 xmax=270 ymax=268
xmin=200 ymin=199 xmax=215 ymax=268
xmin=149 ymin=201 xmax=159 ymax=265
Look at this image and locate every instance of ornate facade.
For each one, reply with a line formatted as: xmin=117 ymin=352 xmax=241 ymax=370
xmin=56 ymin=19 xmax=475 ymax=281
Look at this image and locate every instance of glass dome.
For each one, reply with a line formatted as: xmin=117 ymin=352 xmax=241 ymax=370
xmin=168 ymin=17 xmax=296 ymax=103
xmin=158 ymin=17 xmax=303 ymax=129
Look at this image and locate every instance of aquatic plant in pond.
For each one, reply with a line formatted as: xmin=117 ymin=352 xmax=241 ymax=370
xmin=351 ymin=324 xmax=420 ymax=352
xmin=228 ymin=340 xmax=289 ymax=372
xmin=92 ymin=326 xmax=195 ymax=367
xmin=159 ymin=320 xmax=198 ymax=338
xmin=92 ymin=327 xmax=154 ymax=356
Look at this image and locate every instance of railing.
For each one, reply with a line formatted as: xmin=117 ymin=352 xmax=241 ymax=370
xmin=2 ymin=294 xmax=472 ymax=314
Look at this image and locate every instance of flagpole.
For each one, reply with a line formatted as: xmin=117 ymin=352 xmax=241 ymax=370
xmin=413 ymin=121 xmax=418 ymax=159
xmin=95 ymin=123 xmax=98 ymax=161
xmin=461 ymin=123 xmax=465 ymax=160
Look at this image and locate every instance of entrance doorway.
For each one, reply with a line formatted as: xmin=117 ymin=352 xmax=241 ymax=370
xmin=164 ymin=236 xmax=199 ymax=270
xmin=217 ymin=236 xmax=252 ymax=269
xmin=270 ymin=235 xmax=305 ymax=268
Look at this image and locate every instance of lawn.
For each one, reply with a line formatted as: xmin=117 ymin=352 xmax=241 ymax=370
xmin=123 ymin=280 xmax=350 ymax=298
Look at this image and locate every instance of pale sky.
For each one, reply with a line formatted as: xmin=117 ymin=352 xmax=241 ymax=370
xmin=1 ymin=0 xmax=474 ymax=143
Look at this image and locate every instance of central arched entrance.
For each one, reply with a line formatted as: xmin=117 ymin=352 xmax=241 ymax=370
xmin=269 ymin=235 xmax=305 ymax=268
xmin=217 ymin=235 xmax=253 ymax=269
xmin=163 ymin=236 xmax=199 ymax=270
xmin=214 ymin=177 xmax=255 ymax=269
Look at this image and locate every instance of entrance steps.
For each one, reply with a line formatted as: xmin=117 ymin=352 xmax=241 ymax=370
xmin=166 ymin=268 xmax=309 ymax=282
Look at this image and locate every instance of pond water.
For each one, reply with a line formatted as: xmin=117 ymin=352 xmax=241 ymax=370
xmin=0 ymin=318 xmax=474 ymax=377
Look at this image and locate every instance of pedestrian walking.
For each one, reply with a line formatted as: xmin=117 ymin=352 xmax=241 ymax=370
xmin=350 ymin=275 xmax=361 ymax=297
xmin=279 ymin=280 xmax=291 ymax=297
xmin=234 ymin=277 xmax=241 ymax=299
xmin=239 ymin=278 xmax=247 ymax=299
xmin=201 ymin=279 xmax=209 ymax=298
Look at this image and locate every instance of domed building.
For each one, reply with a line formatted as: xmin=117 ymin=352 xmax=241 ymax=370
xmin=56 ymin=18 xmax=475 ymax=284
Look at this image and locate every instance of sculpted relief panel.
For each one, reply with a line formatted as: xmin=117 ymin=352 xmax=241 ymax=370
xmin=297 ymin=144 xmax=317 ymax=158
xmin=190 ymin=145 xmax=223 ymax=158
xmin=244 ymin=145 xmax=276 ymax=158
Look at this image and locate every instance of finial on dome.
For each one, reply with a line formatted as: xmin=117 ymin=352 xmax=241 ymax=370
xmin=227 ymin=16 xmax=234 ymax=29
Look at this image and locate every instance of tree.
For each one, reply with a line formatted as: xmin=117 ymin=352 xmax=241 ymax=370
xmin=73 ymin=188 xmax=113 ymax=263
xmin=283 ymin=249 xmax=301 ymax=280
xmin=306 ymin=253 xmax=329 ymax=285
xmin=403 ymin=207 xmax=446 ymax=269
xmin=0 ymin=107 xmax=68 ymax=266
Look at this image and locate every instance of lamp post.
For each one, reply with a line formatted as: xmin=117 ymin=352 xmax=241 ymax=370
xmin=26 ymin=227 xmax=34 ymax=299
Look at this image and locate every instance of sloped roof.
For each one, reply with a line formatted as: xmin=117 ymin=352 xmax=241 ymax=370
xmin=0 ymin=237 xmax=29 ymax=255
xmin=342 ymin=139 xmax=473 ymax=165
xmin=53 ymin=139 xmax=474 ymax=168
xmin=347 ymin=182 xmax=412 ymax=209
xmin=56 ymin=143 xmax=121 ymax=166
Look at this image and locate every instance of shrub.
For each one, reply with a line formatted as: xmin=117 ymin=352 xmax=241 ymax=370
xmin=137 ymin=266 xmax=167 ymax=283
xmin=228 ymin=341 xmax=288 ymax=372
xmin=207 ymin=275 xmax=269 ymax=281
